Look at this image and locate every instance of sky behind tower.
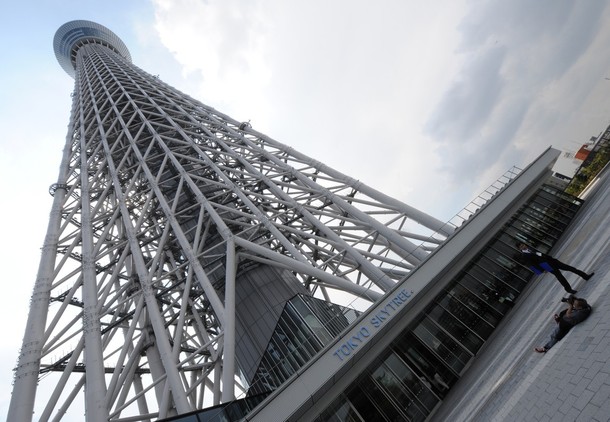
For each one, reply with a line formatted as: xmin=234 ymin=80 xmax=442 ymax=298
xmin=3 ymin=1 xmax=610 ymax=419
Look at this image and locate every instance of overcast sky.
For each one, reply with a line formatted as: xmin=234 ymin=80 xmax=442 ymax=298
xmin=2 ymin=1 xmax=610 ymax=418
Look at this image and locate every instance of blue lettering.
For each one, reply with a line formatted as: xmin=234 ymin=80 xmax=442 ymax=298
xmin=335 ymin=292 xmax=415 ymax=363
xmin=398 ymin=289 xmax=412 ymax=301
xmin=371 ymin=316 xmax=381 ymax=328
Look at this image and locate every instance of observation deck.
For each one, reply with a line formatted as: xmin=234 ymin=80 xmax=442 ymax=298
xmin=54 ymin=20 xmax=131 ymax=78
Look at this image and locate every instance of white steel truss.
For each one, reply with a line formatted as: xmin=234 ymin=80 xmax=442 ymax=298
xmin=9 ymin=21 xmax=454 ymax=422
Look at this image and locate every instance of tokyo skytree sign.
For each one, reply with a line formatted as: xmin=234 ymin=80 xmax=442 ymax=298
xmin=9 ymin=20 xmax=452 ymax=421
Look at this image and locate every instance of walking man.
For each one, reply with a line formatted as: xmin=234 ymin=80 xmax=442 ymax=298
xmin=517 ymin=243 xmax=594 ymax=294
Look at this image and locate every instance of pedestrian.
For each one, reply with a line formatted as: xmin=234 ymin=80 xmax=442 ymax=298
xmin=535 ymin=296 xmax=592 ymax=353
xmin=517 ymin=243 xmax=594 ymax=294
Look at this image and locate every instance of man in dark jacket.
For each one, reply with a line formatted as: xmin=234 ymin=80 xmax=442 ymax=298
xmin=535 ymin=296 xmax=592 ymax=353
xmin=517 ymin=243 xmax=594 ymax=294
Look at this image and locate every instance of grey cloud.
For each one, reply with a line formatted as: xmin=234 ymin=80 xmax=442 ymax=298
xmin=426 ymin=1 xmax=609 ymax=186
xmin=457 ymin=0 xmax=575 ymax=51
xmin=425 ymin=45 xmax=506 ymax=142
xmin=546 ymin=3 xmax=607 ymax=80
xmin=437 ymin=99 xmax=529 ymax=181
xmin=457 ymin=1 xmax=606 ymax=81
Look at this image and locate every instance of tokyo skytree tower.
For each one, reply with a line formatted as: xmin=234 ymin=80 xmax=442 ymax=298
xmin=10 ymin=20 xmax=452 ymax=421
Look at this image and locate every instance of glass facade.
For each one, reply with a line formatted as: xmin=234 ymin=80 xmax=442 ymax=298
xmin=315 ymin=185 xmax=583 ymax=421
xmin=160 ymin=393 xmax=269 ymax=422
xmin=248 ymin=294 xmax=359 ymax=396
xmin=160 ymin=295 xmax=358 ymax=421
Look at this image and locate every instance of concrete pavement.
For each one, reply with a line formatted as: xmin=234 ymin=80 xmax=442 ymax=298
xmin=432 ymin=167 xmax=610 ymax=422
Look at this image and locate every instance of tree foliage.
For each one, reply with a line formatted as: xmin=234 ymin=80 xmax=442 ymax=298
xmin=565 ymin=145 xmax=610 ymax=196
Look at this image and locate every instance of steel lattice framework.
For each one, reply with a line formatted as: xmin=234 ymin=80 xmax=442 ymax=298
xmin=9 ymin=21 xmax=454 ymax=422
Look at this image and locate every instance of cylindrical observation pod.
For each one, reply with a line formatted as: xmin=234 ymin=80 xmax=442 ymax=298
xmin=54 ymin=20 xmax=132 ymax=78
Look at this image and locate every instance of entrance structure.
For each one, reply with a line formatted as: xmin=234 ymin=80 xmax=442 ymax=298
xmin=9 ymin=20 xmax=453 ymax=421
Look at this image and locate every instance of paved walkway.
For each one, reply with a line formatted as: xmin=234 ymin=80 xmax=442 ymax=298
xmin=432 ymin=168 xmax=610 ymax=422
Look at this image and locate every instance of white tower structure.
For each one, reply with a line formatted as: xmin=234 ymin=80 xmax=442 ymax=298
xmin=9 ymin=20 xmax=453 ymax=421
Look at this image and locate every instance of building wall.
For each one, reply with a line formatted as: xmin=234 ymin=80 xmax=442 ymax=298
xmin=245 ymin=148 xmax=568 ymax=421
xmin=313 ymin=184 xmax=582 ymax=421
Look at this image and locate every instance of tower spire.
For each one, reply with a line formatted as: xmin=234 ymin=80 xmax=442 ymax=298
xmin=10 ymin=20 xmax=452 ymax=421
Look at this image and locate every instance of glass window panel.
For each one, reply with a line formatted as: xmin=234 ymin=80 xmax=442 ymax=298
xmin=427 ymin=304 xmax=484 ymax=354
xmin=271 ymin=324 xmax=307 ymax=370
xmin=371 ymin=361 xmax=426 ymax=421
xmin=467 ymin=265 xmax=519 ymax=308
xmin=477 ymin=254 xmax=528 ymax=291
xmin=281 ymin=305 xmax=323 ymax=356
xmin=413 ymin=317 xmax=472 ymax=373
xmin=513 ymin=215 xmax=560 ymax=246
xmin=249 ymin=363 xmax=279 ymax=395
xmin=522 ymin=203 xmax=566 ymax=229
xmin=346 ymin=380 xmax=396 ymax=422
xmin=166 ymin=415 xmax=198 ymax=422
xmin=383 ymin=352 xmax=440 ymax=413
xmin=541 ymin=185 xmax=583 ymax=207
xmin=300 ymin=295 xmax=354 ymax=337
xmin=531 ymin=193 xmax=568 ymax=213
xmin=502 ymin=219 xmax=537 ymax=251
xmin=536 ymin=189 xmax=580 ymax=214
xmin=499 ymin=226 xmax=553 ymax=255
xmin=484 ymin=247 xmax=531 ymax=281
xmin=440 ymin=286 xmax=497 ymax=338
xmin=315 ymin=395 xmax=364 ymax=422
xmin=489 ymin=238 xmax=523 ymax=263
xmin=456 ymin=271 xmax=509 ymax=318
xmin=518 ymin=209 xmax=563 ymax=235
xmin=513 ymin=219 xmax=557 ymax=248
xmin=528 ymin=199 xmax=571 ymax=225
xmin=288 ymin=298 xmax=334 ymax=345
xmin=392 ymin=332 xmax=456 ymax=397
xmin=465 ymin=262 xmax=517 ymax=309
xmin=472 ymin=254 xmax=523 ymax=293
xmin=268 ymin=331 xmax=299 ymax=378
xmin=490 ymin=238 xmax=543 ymax=279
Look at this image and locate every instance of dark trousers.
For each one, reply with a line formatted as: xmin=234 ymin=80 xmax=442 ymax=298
xmin=544 ymin=323 xmax=571 ymax=350
xmin=547 ymin=258 xmax=588 ymax=292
